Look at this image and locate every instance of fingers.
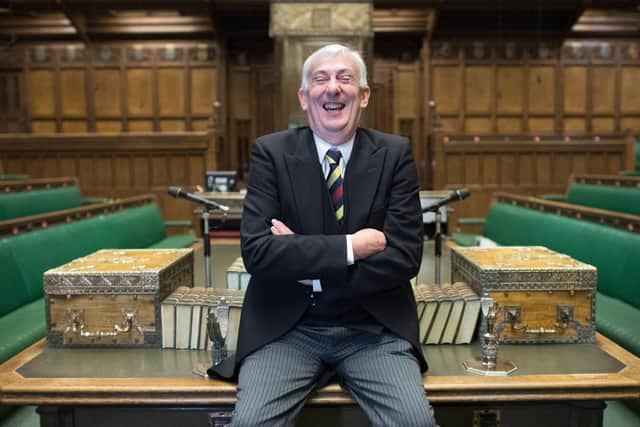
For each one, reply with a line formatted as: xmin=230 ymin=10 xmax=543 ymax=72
xmin=270 ymin=218 xmax=294 ymax=235
xmin=352 ymin=228 xmax=387 ymax=260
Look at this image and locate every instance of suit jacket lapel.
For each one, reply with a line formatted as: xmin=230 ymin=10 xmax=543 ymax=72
xmin=284 ymin=129 xmax=326 ymax=235
xmin=344 ymin=129 xmax=386 ymax=232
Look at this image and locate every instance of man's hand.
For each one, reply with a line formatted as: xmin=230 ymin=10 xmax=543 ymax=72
xmin=270 ymin=218 xmax=293 ymax=235
xmin=270 ymin=219 xmax=318 ymax=289
xmin=352 ymin=228 xmax=386 ymax=260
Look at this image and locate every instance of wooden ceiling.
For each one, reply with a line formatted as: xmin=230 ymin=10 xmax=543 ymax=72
xmin=0 ymin=0 xmax=638 ymax=44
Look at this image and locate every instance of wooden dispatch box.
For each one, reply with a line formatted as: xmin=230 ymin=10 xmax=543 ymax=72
xmin=451 ymin=246 xmax=596 ymax=344
xmin=44 ymin=249 xmax=193 ymax=347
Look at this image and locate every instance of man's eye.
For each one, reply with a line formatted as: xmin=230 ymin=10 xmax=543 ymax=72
xmin=312 ymin=76 xmax=328 ymax=83
xmin=340 ymin=76 xmax=353 ymax=83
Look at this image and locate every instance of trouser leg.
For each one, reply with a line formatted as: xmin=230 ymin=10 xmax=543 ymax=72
xmin=335 ymin=331 xmax=438 ymax=427
xmin=230 ymin=331 xmax=325 ymax=427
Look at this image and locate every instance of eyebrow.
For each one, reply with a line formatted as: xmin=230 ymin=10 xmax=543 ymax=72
xmin=310 ymin=68 xmax=355 ymax=79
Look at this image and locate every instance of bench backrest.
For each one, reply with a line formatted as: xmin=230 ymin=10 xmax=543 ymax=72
xmin=0 ymin=186 xmax=82 ymax=221
xmin=484 ymin=202 xmax=640 ymax=310
xmin=0 ymin=198 xmax=169 ymax=317
xmin=567 ymin=183 xmax=640 ymax=216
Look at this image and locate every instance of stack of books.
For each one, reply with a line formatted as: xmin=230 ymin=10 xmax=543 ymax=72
xmin=226 ymin=257 xmax=251 ymax=290
xmin=413 ymin=282 xmax=481 ymax=345
xmin=161 ymin=286 xmax=245 ymax=352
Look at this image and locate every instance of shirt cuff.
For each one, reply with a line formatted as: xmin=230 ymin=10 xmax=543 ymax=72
xmin=312 ymin=279 xmax=322 ymax=292
xmin=346 ymin=234 xmax=354 ymax=265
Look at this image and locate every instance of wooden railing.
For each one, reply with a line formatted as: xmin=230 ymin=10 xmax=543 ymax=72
xmin=0 ymin=176 xmax=78 ymax=193
xmin=0 ymin=194 xmax=156 ymax=238
xmin=432 ymin=133 xmax=635 ymax=232
xmin=570 ymin=173 xmax=640 ymax=188
xmin=0 ymin=132 xmax=213 ymax=222
xmin=494 ymin=192 xmax=640 ymax=235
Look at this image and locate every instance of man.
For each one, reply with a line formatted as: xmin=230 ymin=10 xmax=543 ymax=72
xmin=209 ymin=44 xmax=437 ymax=427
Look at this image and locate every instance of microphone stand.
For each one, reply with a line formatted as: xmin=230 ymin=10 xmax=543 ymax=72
xmin=202 ymin=209 xmax=212 ymax=288
xmin=201 ymin=205 xmax=228 ymax=289
xmin=424 ymin=204 xmax=444 ymax=285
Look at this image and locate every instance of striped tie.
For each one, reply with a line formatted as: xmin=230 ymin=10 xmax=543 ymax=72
xmin=325 ymin=149 xmax=344 ymax=221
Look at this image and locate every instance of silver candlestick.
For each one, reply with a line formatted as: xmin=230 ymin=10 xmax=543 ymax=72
xmin=464 ymin=295 xmax=517 ymax=376
xmin=193 ymin=297 xmax=230 ymax=378
xmin=208 ymin=298 xmax=229 ymax=366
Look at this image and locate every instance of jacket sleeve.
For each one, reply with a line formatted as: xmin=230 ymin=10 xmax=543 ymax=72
xmin=348 ymin=140 xmax=424 ymax=297
xmin=240 ymin=138 xmax=347 ymax=282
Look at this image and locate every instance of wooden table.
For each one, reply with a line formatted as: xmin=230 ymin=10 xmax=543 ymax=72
xmin=1 ymin=334 xmax=639 ymax=427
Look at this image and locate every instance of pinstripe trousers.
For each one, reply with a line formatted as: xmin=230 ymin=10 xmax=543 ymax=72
xmin=230 ymin=326 xmax=438 ymax=427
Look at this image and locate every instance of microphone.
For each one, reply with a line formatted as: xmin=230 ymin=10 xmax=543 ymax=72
xmin=422 ymin=188 xmax=470 ymax=212
xmin=168 ymin=186 xmax=230 ymax=212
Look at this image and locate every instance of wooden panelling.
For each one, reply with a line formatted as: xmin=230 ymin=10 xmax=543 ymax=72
xmin=158 ymin=69 xmax=184 ymax=116
xmin=499 ymin=154 xmax=517 ymax=185
xmin=465 ymin=66 xmax=492 ymax=114
xmin=191 ymin=120 xmax=209 ymax=131
xmin=394 ymin=66 xmax=418 ymax=117
xmin=127 ymin=69 xmax=153 ymax=116
xmin=96 ymin=121 xmax=122 ymax=133
xmin=62 ymin=121 xmax=87 ymax=132
xmin=465 ymin=154 xmax=481 ymax=183
xmin=27 ymin=70 xmax=55 ymax=116
xmin=191 ymin=68 xmax=217 ymax=115
xmin=496 ymin=67 xmax=523 ymax=114
xmin=440 ymin=118 xmax=460 ymax=134
xmin=496 ymin=118 xmax=522 ymax=134
xmin=528 ymin=118 xmax=555 ymax=133
xmin=482 ymin=154 xmax=498 ymax=184
xmin=519 ymin=155 xmax=535 ymax=185
xmin=434 ymin=136 xmax=629 ymax=232
xmin=620 ymin=67 xmax=640 ymax=113
xmin=621 ymin=118 xmax=640 ymax=132
xmin=592 ymin=118 xmax=615 ymax=134
xmin=564 ymin=118 xmax=586 ymax=134
xmin=432 ymin=66 xmax=460 ymax=114
xmin=60 ymin=70 xmax=86 ymax=116
xmin=94 ymin=70 xmax=121 ymax=117
xmin=159 ymin=120 xmax=185 ymax=131
xmin=31 ymin=121 xmax=56 ymax=133
xmin=229 ymin=68 xmax=251 ymax=119
xmin=0 ymin=132 xmax=210 ymax=222
xmin=591 ymin=67 xmax=615 ymax=114
xmin=528 ymin=67 xmax=555 ymax=114
xmin=465 ymin=118 xmax=492 ymax=134
xmin=128 ymin=120 xmax=153 ymax=131
xmin=371 ymin=65 xmax=393 ymax=134
xmin=563 ymin=67 xmax=586 ymax=114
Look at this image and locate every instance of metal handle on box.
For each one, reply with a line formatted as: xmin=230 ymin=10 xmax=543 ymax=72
xmin=64 ymin=308 xmax=144 ymax=340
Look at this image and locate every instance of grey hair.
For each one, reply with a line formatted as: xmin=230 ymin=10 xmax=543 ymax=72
xmin=300 ymin=44 xmax=368 ymax=91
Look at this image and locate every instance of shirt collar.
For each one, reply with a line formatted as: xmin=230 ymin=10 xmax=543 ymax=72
xmin=312 ymin=133 xmax=355 ymax=166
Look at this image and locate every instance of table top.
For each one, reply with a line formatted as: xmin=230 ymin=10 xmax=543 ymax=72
xmin=2 ymin=241 xmax=640 ymax=407
xmin=1 ymin=334 xmax=639 ymax=406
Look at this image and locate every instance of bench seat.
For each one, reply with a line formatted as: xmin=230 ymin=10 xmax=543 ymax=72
xmin=0 ymin=299 xmax=45 ymax=365
xmin=0 ymin=200 xmax=194 ymax=365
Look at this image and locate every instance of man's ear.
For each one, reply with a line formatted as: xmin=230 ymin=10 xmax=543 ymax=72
xmin=359 ymin=86 xmax=371 ymax=108
xmin=298 ymin=87 xmax=308 ymax=111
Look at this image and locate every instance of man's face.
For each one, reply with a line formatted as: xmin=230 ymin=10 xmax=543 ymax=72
xmin=298 ymin=53 xmax=370 ymax=145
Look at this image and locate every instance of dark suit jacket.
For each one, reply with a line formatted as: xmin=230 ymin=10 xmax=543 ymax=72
xmin=210 ymin=126 xmax=426 ymax=380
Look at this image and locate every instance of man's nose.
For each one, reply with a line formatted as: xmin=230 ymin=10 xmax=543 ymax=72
xmin=326 ymin=78 xmax=341 ymax=95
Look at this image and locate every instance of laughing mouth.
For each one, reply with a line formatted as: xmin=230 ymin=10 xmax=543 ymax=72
xmin=323 ymin=102 xmax=345 ymax=111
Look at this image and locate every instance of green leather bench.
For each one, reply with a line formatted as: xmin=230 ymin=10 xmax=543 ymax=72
xmin=539 ymin=183 xmax=640 ymax=216
xmin=456 ymin=199 xmax=640 ymax=357
xmin=0 ymin=186 xmax=83 ymax=221
xmin=0 ymin=196 xmax=194 ymax=365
